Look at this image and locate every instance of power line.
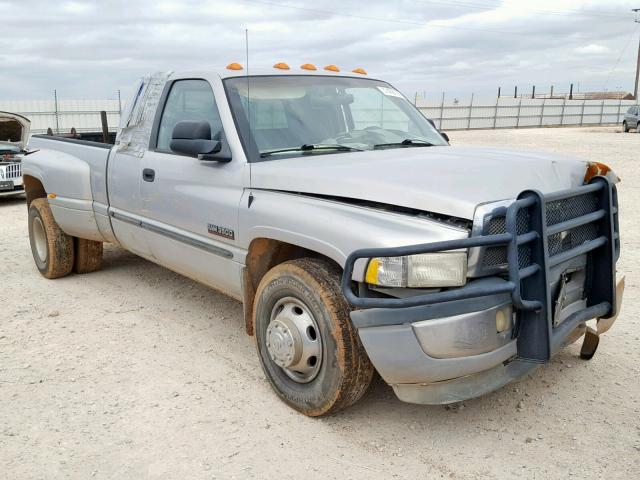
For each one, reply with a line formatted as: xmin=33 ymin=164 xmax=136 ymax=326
xmin=602 ymin=26 xmax=638 ymax=92
xmin=408 ymin=0 xmax=629 ymax=19
xmin=239 ymin=0 xmax=532 ymax=36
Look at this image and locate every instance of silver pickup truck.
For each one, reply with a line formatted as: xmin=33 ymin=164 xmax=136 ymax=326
xmin=24 ymin=66 xmax=624 ymax=416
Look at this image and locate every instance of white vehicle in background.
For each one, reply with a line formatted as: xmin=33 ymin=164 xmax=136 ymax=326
xmin=0 ymin=111 xmax=30 ymax=197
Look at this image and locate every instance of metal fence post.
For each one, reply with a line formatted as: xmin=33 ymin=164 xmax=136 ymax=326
xmin=118 ymin=89 xmax=122 ymax=114
xmin=539 ymin=97 xmax=546 ymax=127
xmin=493 ymin=96 xmax=499 ymax=129
xmin=560 ymin=96 xmax=566 ymax=127
xmin=617 ymin=98 xmax=622 ymax=124
xmin=467 ymin=93 xmax=474 ymax=129
xmin=515 ymin=97 xmax=522 ymax=128
xmin=599 ymin=99 xmax=605 ymax=125
xmin=580 ymin=99 xmax=586 ymax=126
xmin=439 ymin=92 xmax=445 ymax=130
xmin=53 ymin=89 xmax=60 ymax=134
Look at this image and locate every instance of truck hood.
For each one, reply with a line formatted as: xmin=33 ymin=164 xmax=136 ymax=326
xmin=0 ymin=111 xmax=31 ymax=150
xmin=250 ymin=146 xmax=590 ymax=220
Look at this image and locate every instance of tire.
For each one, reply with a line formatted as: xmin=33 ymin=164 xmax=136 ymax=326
xmin=623 ymin=121 xmax=629 ymax=132
xmin=253 ymin=258 xmax=374 ymax=416
xmin=28 ymin=198 xmax=74 ymax=279
xmin=73 ymin=238 xmax=103 ymax=274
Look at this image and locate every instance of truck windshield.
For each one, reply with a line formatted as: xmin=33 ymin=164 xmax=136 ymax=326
xmin=224 ymin=75 xmax=448 ymax=162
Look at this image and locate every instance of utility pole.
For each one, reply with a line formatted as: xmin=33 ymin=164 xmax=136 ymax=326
xmin=633 ymin=9 xmax=640 ymax=99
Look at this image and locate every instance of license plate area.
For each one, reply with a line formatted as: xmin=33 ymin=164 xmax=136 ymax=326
xmin=0 ymin=180 xmax=14 ymax=191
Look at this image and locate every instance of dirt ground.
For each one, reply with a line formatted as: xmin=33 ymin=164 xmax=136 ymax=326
xmin=1 ymin=126 xmax=638 ymax=479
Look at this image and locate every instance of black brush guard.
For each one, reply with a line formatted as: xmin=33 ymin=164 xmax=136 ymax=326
xmin=341 ymin=177 xmax=619 ymax=363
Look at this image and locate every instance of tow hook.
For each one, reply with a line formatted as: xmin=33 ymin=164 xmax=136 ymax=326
xmin=579 ymin=326 xmax=599 ymax=360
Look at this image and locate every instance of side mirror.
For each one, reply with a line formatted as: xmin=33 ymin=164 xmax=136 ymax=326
xmin=440 ymin=131 xmax=450 ymax=143
xmin=170 ymin=121 xmax=230 ymax=162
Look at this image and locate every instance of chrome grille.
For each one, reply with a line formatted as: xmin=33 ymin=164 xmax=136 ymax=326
xmin=2 ymin=163 xmax=22 ymax=179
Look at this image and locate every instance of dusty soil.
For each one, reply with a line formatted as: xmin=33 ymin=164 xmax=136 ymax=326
xmin=1 ymin=127 xmax=638 ymax=479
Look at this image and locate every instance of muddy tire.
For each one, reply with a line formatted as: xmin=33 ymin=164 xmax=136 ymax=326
xmin=74 ymin=238 xmax=103 ymax=274
xmin=253 ymin=258 xmax=374 ymax=416
xmin=28 ymin=198 xmax=74 ymax=279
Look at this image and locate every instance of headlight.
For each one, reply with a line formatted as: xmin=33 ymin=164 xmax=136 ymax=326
xmin=365 ymin=252 xmax=467 ymax=288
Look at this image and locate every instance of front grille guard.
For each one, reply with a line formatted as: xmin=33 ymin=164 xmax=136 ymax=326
xmin=341 ymin=177 xmax=618 ymax=362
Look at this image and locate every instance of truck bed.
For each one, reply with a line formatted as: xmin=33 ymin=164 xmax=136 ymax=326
xmin=24 ymin=134 xmax=116 ymax=243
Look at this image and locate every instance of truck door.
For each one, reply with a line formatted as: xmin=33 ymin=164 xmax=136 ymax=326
xmin=138 ymin=78 xmax=246 ymax=299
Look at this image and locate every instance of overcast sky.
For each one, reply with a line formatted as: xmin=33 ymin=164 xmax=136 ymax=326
xmin=1 ymin=0 xmax=639 ymax=101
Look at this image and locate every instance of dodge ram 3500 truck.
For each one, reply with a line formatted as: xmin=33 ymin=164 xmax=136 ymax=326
xmin=24 ymin=65 xmax=624 ymax=416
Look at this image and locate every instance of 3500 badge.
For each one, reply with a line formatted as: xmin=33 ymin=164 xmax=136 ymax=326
xmin=207 ymin=223 xmax=235 ymax=240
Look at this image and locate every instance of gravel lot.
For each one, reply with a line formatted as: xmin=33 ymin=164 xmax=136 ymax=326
xmin=1 ymin=126 xmax=638 ymax=479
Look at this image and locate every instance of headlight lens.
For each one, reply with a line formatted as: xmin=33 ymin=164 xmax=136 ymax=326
xmin=365 ymin=252 xmax=467 ymax=288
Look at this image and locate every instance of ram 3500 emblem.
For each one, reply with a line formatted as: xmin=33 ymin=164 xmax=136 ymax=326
xmin=207 ymin=223 xmax=235 ymax=240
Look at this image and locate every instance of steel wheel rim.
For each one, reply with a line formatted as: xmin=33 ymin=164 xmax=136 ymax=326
xmin=266 ymin=297 xmax=322 ymax=383
xmin=32 ymin=216 xmax=48 ymax=263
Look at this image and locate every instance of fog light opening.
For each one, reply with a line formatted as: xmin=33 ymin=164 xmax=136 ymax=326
xmin=496 ymin=309 xmax=510 ymax=333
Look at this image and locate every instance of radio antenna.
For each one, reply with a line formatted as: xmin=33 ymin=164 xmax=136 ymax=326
xmin=245 ymin=28 xmax=252 ymax=183
xmin=245 ymin=28 xmax=250 ymax=129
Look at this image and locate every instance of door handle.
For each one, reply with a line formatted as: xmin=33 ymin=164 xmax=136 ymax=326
xmin=142 ymin=168 xmax=155 ymax=182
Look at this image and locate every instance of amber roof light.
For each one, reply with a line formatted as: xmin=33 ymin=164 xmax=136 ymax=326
xmin=226 ymin=62 xmax=243 ymax=70
xmin=352 ymin=67 xmax=367 ymax=75
xmin=300 ymin=63 xmax=317 ymax=71
xmin=323 ymin=64 xmax=340 ymax=72
xmin=273 ymin=62 xmax=290 ymax=70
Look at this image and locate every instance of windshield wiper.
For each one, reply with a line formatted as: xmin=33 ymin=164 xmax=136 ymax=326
xmin=260 ymin=144 xmax=363 ymax=158
xmin=373 ymin=139 xmax=435 ymax=149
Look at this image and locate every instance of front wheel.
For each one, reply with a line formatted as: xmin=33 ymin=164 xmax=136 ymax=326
xmin=623 ymin=121 xmax=629 ymax=132
xmin=253 ymin=258 xmax=373 ymax=416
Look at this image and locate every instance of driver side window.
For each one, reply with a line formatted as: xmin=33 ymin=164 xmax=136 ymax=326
xmin=156 ymin=79 xmax=223 ymax=151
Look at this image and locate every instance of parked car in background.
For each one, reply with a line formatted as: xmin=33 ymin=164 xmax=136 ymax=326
xmin=0 ymin=111 xmax=30 ymax=197
xmin=622 ymin=106 xmax=640 ymax=132
xmin=22 ymin=66 xmax=624 ymax=416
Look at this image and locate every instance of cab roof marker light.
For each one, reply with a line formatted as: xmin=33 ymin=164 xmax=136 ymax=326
xmin=323 ymin=64 xmax=340 ymax=72
xmin=273 ymin=62 xmax=290 ymax=70
xmin=352 ymin=67 xmax=367 ymax=75
xmin=300 ymin=63 xmax=317 ymax=71
xmin=226 ymin=62 xmax=243 ymax=70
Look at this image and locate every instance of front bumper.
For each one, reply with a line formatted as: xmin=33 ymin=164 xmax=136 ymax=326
xmin=342 ymin=178 xmax=621 ymax=404
xmin=0 ymin=184 xmax=24 ymax=197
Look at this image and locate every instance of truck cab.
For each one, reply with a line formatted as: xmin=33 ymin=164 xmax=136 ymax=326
xmin=22 ymin=65 xmax=624 ymax=416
